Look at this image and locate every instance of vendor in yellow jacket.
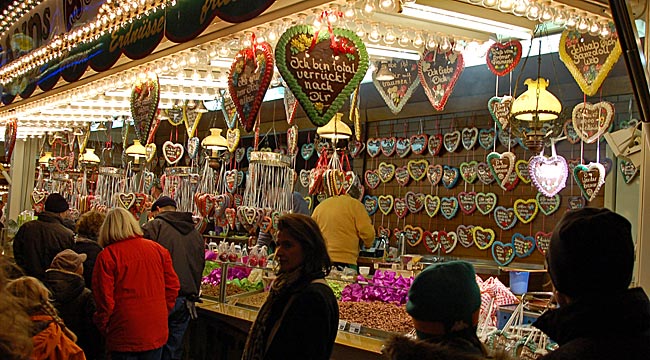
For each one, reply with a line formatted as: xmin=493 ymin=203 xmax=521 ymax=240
xmin=312 ymin=193 xmax=375 ymax=270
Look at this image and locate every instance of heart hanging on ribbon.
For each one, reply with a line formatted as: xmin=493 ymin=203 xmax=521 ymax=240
xmin=380 ymin=137 xmax=397 ymax=157
xmin=456 ymin=225 xmax=475 ymax=248
xmin=276 ymin=25 xmax=369 ymax=127
xmin=4 ymin=118 xmax=17 ymax=160
xmin=443 ymin=130 xmax=461 ymax=153
xmin=407 ymin=159 xmax=428 ymax=181
xmin=559 ymin=29 xmax=621 ymax=96
xmin=515 ymin=159 xmax=531 ymax=184
xmin=459 ymin=161 xmax=478 ymax=184
xmin=348 ymin=140 xmax=365 ymax=158
xmin=497 ymin=128 xmax=518 ymax=149
xmin=442 ymin=165 xmax=459 ymax=189
xmin=130 ymin=72 xmax=160 ymax=145
xmin=395 ymin=166 xmax=411 ymax=186
xmin=183 ymin=101 xmax=202 ymax=138
xmin=403 ymin=225 xmax=424 ymax=247
xmin=536 ymin=192 xmax=561 ymax=216
xmin=283 ymin=85 xmax=299 ymax=125
xmin=364 ymin=169 xmax=381 ymax=189
xmin=143 ymin=171 xmax=156 ymax=192
xmin=145 ymin=143 xmax=157 ymax=163
xmin=494 ymin=206 xmax=517 ymax=230
xmin=487 ymin=151 xmax=516 ymax=188
xmin=372 ymin=59 xmax=420 ymax=114
xmin=571 ymin=101 xmax=615 ymax=144
xmin=117 ymin=193 xmax=136 ymax=209
xmin=512 ymin=233 xmax=536 ymax=258
xmin=394 ymin=197 xmax=409 ymax=219
xmin=299 ymin=169 xmax=310 ymax=188
xmin=424 ymin=194 xmax=441 ymax=217
xmin=363 ymin=195 xmax=379 ymax=216
xmin=226 ymin=128 xmax=241 ymax=152
xmin=473 ymin=226 xmax=496 ymax=250
xmin=573 ymin=162 xmax=606 ymax=202
xmin=475 ymin=192 xmax=497 ymax=215
xmin=564 ymin=119 xmax=581 ymax=144
xmin=378 ymin=162 xmax=396 ymax=183
xmin=535 ymin=231 xmax=552 ymax=256
xmin=407 ymin=134 xmax=427 ymax=155
xmin=300 ymin=143 xmax=315 ymax=160
xmin=378 ymin=226 xmax=392 ymax=239
xmin=423 ymin=231 xmax=440 ymax=254
xmin=478 ymin=128 xmax=496 ymax=150
xmin=440 ymin=196 xmax=459 ymax=220
xmin=378 ymin=194 xmax=394 ymax=216
xmin=395 ymin=137 xmax=411 ymax=158
xmin=428 ymin=134 xmax=443 ymax=156
xmin=218 ymin=89 xmax=238 ymax=129
xmin=162 ymin=141 xmax=184 ymax=165
xmin=458 ymin=191 xmax=477 ymax=215
xmin=427 ymin=164 xmax=443 ymax=186
xmin=476 ymin=162 xmax=495 ymax=185
xmin=419 ymin=50 xmax=464 ymax=111
xmin=31 ymin=189 xmax=49 ymax=207
xmin=492 ymin=241 xmax=516 ymax=266
xmin=488 ymin=96 xmax=513 ymax=130
xmin=54 ymin=157 xmax=70 ymax=172
xmin=568 ymin=195 xmax=586 ymax=210
xmin=229 ymin=40 xmax=274 ymax=132
xmin=439 ymin=231 xmax=458 ymax=254
xmin=366 ymin=138 xmax=381 ymax=157
xmin=461 ymin=127 xmax=479 ymax=150
xmin=528 ymin=154 xmax=568 ymax=197
xmin=486 ymin=40 xmax=522 ymax=76
xmin=620 ymin=160 xmax=639 ymax=184
xmin=405 ymin=191 xmax=425 ymax=214
xmin=514 ymin=198 xmax=538 ymax=224
xmin=235 ymin=147 xmax=246 ymax=163
xmin=287 ymin=125 xmax=298 ymax=155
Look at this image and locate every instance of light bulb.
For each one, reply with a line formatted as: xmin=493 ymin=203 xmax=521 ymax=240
xmin=218 ymin=45 xmax=230 ymax=58
xmin=362 ymin=0 xmax=375 ymax=17
xmin=526 ymin=2 xmax=542 ymax=21
xmin=368 ymin=24 xmax=381 ymax=43
xmin=191 ymin=70 xmax=200 ymax=81
xmin=426 ymin=34 xmax=438 ymax=50
xmin=355 ymin=20 xmax=366 ymax=38
xmin=398 ymin=33 xmax=410 ymax=47
xmin=327 ymin=8 xmax=339 ymax=24
xmin=512 ymin=0 xmax=529 ymax=16
xmin=540 ymin=6 xmax=554 ymax=22
xmin=266 ymin=27 xmax=278 ymax=42
xmin=565 ymin=12 xmax=578 ymax=29
xmin=553 ymin=8 xmax=567 ymax=26
xmin=439 ymin=37 xmax=451 ymax=52
xmin=413 ymin=32 xmax=424 ymax=48
xmin=379 ymin=0 xmax=395 ymax=12
xmin=482 ymin=0 xmax=498 ymax=8
xmin=453 ymin=41 xmax=466 ymax=53
xmin=344 ymin=1 xmax=356 ymax=18
xmin=383 ymin=27 xmax=396 ymax=45
xmin=577 ymin=15 xmax=590 ymax=33
xmin=600 ymin=22 xmax=612 ymax=39
xmin=498 ymin=0 xmax=515 ymax=12
xmin=588 ymin=19 xmax=601 ymax=36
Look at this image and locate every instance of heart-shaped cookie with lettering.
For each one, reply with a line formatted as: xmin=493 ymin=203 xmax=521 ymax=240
xmin=514 ymin=199 xmax=538 ymax=224
xmin=276 ymin=25 xmax=368 ymax=127
xmin=348 ymin=140 xmax=365 ymax=158
xmin=487 ymin=151 xmax=516 ymax=188
xmin=476 ymin=162 xmax=495 ymax=185
xmin=439 ymin=231 xmax=459 ymax=254
xmin=620 ymin=160 xmax=639 ymax=184
xmin=573 ymin=162 xmax=606 ymax=201
xmin=403 ymin=225 xmax=424 ymax=247
xmin=364 ymin=169 xmax=381 ymax=189
xmin=473 ymin=226 xmax=496 ymax=250
xmin=443 ymin=130 xmax=461 ymax=153
xmin=492 ymin=241 xmax=515 ymax=266
xmin=419 ymin=50 xmax=464 ymax=111
xmin=563 ymin=119 xmax=580 ymax=144
xmin=528 ymin=154 xmax=568 ymax=197
xmin=461 ymin=127 xmax=479 ymax=150
xmin=225 ymin=169 xmax=238 ymax=193
xmin=162 ymin=141 xmax=184 ymax=165
xmin=486 ymin=40 xmax=522 ymax=76
xmin=494 ymin=206 xmax=517 ymax=230
xmin=535 ymin=231 xmax=552 ymax=256
xmin=567 ymin=195 xmax=586 ymax=210
xmin=423 ymin=231 xmax=440 ymax=253
xmin=440 ymin=196 xmax=459 ymax=220
xmin=381 ymin=137 xmax=397 ymax=157
xmin=424 ymin=194 xmax=441 ymax=218
xmin=515 ymin=159 xmax=530 ymax=184
xmin=395 ymin=166 xmax=411 ymax=186
xmin=234 ymin=147 xmax=246 ymax=163
xmin=459 ymin=161 xmax=478 ymax=184
xmin=118 ymin=193 xmax=136 ymax=209
xmin=458 ymin=191 xmax=477 ymax=215
xmin=488 ymin=96 xmax=513 ymax=130
xmin=456 ymin=225 xmax=475 ymax=248
xmin=131 ymin=72 xmax=160 ymax=145
xmin=378 ymin=226 xmax=392 ymax=239
xmin=367 ymin=138 xmax=381 ymax=157
xmin=378 ymin=195 xmax=394 ymax=216
xmin=407 ymin=159 xmax=428 ymax=182
xmin=497 ymin=128 xmax=518 ymax=149
xmin=512 ymin=233 xmax=536 ymax=258
xmin=536 ymin=193 xmax=560 ymax=215
xmin=54 ymin=157 xmax=70 ymax=172
xmin=475 ymin=192 xmax=497 ymax=215
xmin=286 ymin=125 xmax=298 ymax=155
xmin=299 ymin=169 xmax=310 ymax=188
xmin=442 ymin=165 xmax=459 ymax=189
xmin=395 ymin=137 xmax=411 ymax=158
xmin=410 ymin=134 xmax=428 ymax=155
xmin=572 ymin=101 xmax=615 ymax=144
xmin=363 ymin=195 xmax=378 ymax=216
xmin=405 ymin=191 xmax=425 ymax=214
xmin=394 ymin=197 xmax=409 ymax=219
xmin=32 ymin=189 xmax=48 ymax=207
xmin=301 ymin=143 xmax=315 ymax=160
xmin=226 ymin=128 xmax=241 ymax=152
xmin=479 ymin=128 xmax=496 ymax=150
xmin=378 ymin=162 xmax=396 ymax=183
xmin=428 ymin=134 xmax=443 ymax=156
xmin=427 ymin=164 xmax=443 ymax=186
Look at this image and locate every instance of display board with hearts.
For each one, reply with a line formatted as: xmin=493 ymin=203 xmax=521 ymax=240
xmin=486 ymin=40 xmax=522 ymax=76
xmin=130 ymin=72 xmax=160 ymax=145
xmin=373 ymin=59 xmax=420 ymax=114
xmin=573 ymin=162 xmax=606 ymax=201
xmin=559 ymin=29 xmax=621 ymax=96
xmin=276 ymin=25 xmax=369 ymax=127
xmin=492 ymin=241 xmax=516 ymax=266
xmin=571 ymin=101 xmax=614 ymax=144
xmin=419 ymin=50 xmax=464 ymax=111
xmin=229 ymin=41 xmax=274 ymax=132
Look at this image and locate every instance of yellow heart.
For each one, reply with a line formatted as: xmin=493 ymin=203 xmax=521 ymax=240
xmin=472 ymin=226 xmax=495 ymax=250
xmin=378 ymin=162 xmax=396 ymax=183
xmin=183 ymin=101 xmax=202 ymax=137
xmin=407 ymin=159 xmax=429 ymax=182
xmin=514 ymin=198 xmax=539 ymax=224
xmin=145 ymin=143 xmax=157 ymax=163
xmin=227 ymin=128 xmax=241 ymax=153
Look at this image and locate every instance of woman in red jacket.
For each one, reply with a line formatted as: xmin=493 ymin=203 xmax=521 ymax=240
xmin=92 ymin=207 xmax=179 ymax=360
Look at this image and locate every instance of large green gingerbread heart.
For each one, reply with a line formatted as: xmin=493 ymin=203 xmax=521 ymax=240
xmin=276 ymin=25 xmax=368 ymax=127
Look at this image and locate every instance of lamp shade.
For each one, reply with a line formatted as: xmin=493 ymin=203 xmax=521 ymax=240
xmin=202 ymin=128 xmax=228 ymax=151
xmin=511 ymin=78 xmax=562 ymax=121
xmin=39 ymin=151 xmax=53 ymax=165
xmin=79 ymin=148 xmax=100 ymax=164
xmin=125 ymin=139 xmax=147 ymax=158
xmin=317 ymin=113 xmax=352 ymax=140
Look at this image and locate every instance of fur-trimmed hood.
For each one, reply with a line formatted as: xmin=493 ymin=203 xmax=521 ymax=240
xmin=383 ymin=335 xmax=510 ymax=360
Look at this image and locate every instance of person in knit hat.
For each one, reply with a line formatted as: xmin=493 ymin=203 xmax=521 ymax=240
xmin=533 ymin=207 xmax=650 ymax=359
xmin=13 ymin=193 xmax=75 ymax=280
xmin=384 ymin=261 xmax=502 ymax=360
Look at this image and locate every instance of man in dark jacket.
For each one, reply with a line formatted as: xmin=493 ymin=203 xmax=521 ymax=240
xmin=13 ymin=193 xmax=75 ymax=280
xmin=533 ymin=207 xmax=650 ymax=359
xmin=142 ymin=196 xmax=205 ymax=360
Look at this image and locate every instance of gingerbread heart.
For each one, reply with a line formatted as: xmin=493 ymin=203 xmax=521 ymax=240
xmin=439 ymin=231 xmax=458 ymax=254
xmin=363 ymin=195 xmax=379 ymax=216
xmin=403 ymin=225 xmax=424 ymax=247
xmin=497 ymin=128 xmax=518 ymax=148
xmin=378 ymin=162 xmax=396 ymax=183
xmin=395 ymin=166 xmax=411 ymax=186
xmin=131 ymin=72 xmax=160 ymax=145
xmin=287 ymin=126 xmax=298 ymax=155
xmin=427 ymin=164 xmax=443 ymax=186
xmin=494 ymin=206 xmax=517 ymax=230
xmin=456 ymin=225 xmax=475 ymax=248
xmin=366 ymin=138 xmax=381 ymax=157
xmin=373 ymin=58 xmax=420 ymax=114
xmin=381 ymin=137 xmax=397 ymax=157
xmin=459 ymin=161 xmax=478 ymax=184
xmin=410 ymin=134 xmax=428 ymax=155
xmin=442 ymin=165 xmax=459 ymax=189
xmin=488 ymin=96 xmax=513 ymax=130
xmin=461 ymin=127 xmax=479 ymax=150
xmin=395 ymin=137 xmax=411 ymax=158
xmin=424 ymin=194 xmax=441 ymax=218
xmin=299 ymin=169 xmax=310 ymax=188
xmin=476 ymin=162 xmax=495 ymax=185
xmin=225 ymin=169 xmax=238 ymax=193
xmin=407 ymin=159 xmax=428 ymax=182
xmin=423 ymin=231 xmax=440 ymax=253
xmin=512 ymin=233 xmax=536 ymax=258
xmin=486 ymin=40 xmax=522 ymax=76
xmin=428 ymin=134 xmax=443 ymax=156
xmin=457 ymin=191 xmax=477 ymax=215
xmin=536 ymin=193 xmax=560 ymax=215
xmin=475 ymin=192 xmax=497 ymax=215
xmin=226 ymin=128 xmax=241 ymax=152
xmin=515 ymin=159 xmax=531 ymax=184
xmin=528 ymin=154 xmax=568 ymax=197
xmin=473 ymin=226 xmax=496 ymax=250
xmin=620 ymin=160 xmax=639 ymax=184
xmin=535 ymin=231 xmax=552 ymax=256
xmin=479 ymin=128 xmax=496 ymax=150
xmin=394 ymin=197 xmax=409 ymax=219
xmin=572 ymin=101 xmax=615 ymax=143
xmin=186 ymin=137 xmax=200 ymax=159
xmin=348 ymin=140 xmax=365 ymax=158
xmin=31 ymin=189 xmax=48 ymax=206
xmin=567 ymin=195 xmax=586 ymax=210
xmin=419 ymin=50 xmax=464 ymax=111
xmin=440 ymin=197 xmax=459 ymax=220
xmin=162 ymin=141 xmax=184 ymax=165
xmin=405 ymin=191 xmax=425 ymax=214
xmin=573 ymin=162 xmax=606 ymax=202
xmin=514 ymin=199 xmax=538 ymax=224
xmin=378 ymin=195 xmax=394 ymax=216
xmin=443 ymin=130 xmax=461 ymax=153
xmin=492 ymin=241 xmax=515 ymax=266
xmin=301 ymin=143 xmax=315 ymax=160
xmin=364 ymin=169 xmax=381 ymax=189
xmin=118 ymin=193 xmax=136 ymax=209
xmin=564 ymin=119 xmax=581 ymax=144
xmin=487 ymin=151 xmax=516 ymax=188
xmin=378 ymin=226 xmax=392 ymax=239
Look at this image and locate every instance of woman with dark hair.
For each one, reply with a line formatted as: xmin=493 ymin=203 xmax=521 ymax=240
xmin=242 ymin=213 xmax=339 ymax=360
xmin=73 ymin=211 xmax=105 ymax=288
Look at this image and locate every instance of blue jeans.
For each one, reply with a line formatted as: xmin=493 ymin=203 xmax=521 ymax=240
xmin=111 ymin=347 xmax=162 ymax=360
xmin=162 ymin=296 xmax=191 ymax=360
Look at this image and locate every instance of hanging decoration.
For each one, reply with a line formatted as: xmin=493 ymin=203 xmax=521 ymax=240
xmin=226 ymin=128 xmax=241 ymax=153
xmin=4 ymin=118 xmax=17 ymax=160
xmin=145 ymin=143 xmax=157 ymax=163
xmin=486 ymin=40 xmax=522 ymax=76
xmin=31 ymin=189 xmax=49 ymax=213
xmin=275 ymin=21 xmax=369 ymax=127
xmin=418 ymin=50 xmax=464 ymax=111
xmin=528 ymin=148 xmax=568 ymax=197
xmin=186 ymin=137 xmax=200 ymax=159
xmin=514 ymin=199 xmax=538 ymax=224
xmin=162 ymin=141 xmax=184 ymax=165
xmin=473 ymin=226 xmax=495 ymax=250
xmin=536 ymin=193 xmax=560 ymax=215
xmin=619 ymin=160 xmax=638 ymax=184
xmin=478 ymin=128 xmax=496 ymax=150
xmin=475 ymin=192 xmax=497 ymax=215
xmin=559 ymin=27 xmax=621 ymax=96
xmin=283 ymin=85 xmax=298 ymax=125
xmin=165 ymin=103 xmax=184 ymax=126
xmin=492 ymin=241 xmax=516 ymax=266
xmin=229 ymin=34 xmax=274 ymax=132
xmin=488 ymin=96 xmax=513 ymax=130
xmin=571 ymin=101 xmax=615 ymax=144
xmin=424 ymin=194 xmax=440 ymax=218
xmin=372 ymin=59 xmax=419 ymax=114
xmin=130 ymin=71 xmax=160 ymax=145
xmin=573 ymin=162 xmax=606 ymax=202
xmin=443 ymin=130 xmax=461 ymax=152
xmin=76 ymin=125 xmax=90 ymax=154
xmin=183 ymin=100 xmax=202 ymax=137
xmin=456 ymin=225 xmax=474 ymax=248
xmin=486 ymin=151 xmax=516 ymax=189
xmin=428 ymin=134 xmax=443 ymax=156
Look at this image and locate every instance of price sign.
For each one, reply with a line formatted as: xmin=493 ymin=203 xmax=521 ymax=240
xmin=348 ymin=322 xmax=362 ymax=334
xmin=338 ymin=320 xmax=347 ymax=331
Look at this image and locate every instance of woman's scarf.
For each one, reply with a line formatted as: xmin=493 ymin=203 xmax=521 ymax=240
xmin=242 ymin=266 xmax=307 ymax=360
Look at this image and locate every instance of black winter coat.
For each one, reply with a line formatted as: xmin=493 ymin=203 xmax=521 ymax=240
xmin=142 ymin=211 xmax=205 ymax=297
xmin=13 ymin=212 xmax=75 ymax=279
xmin=384 ymin=332 xmax=509 ymax=360
xmin=72 ymin=236 xmax=103 ymax=289
xmin=533 ymin=287 xmax=650 ymax=360
xmin=44 ymin=269 xmax=103 ymax=359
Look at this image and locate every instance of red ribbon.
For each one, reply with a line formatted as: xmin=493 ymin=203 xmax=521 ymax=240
xmin=242 ymin=33 xmax=258 ymax=73
xmin=308 ymin=10 xmax=352 ymax=56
